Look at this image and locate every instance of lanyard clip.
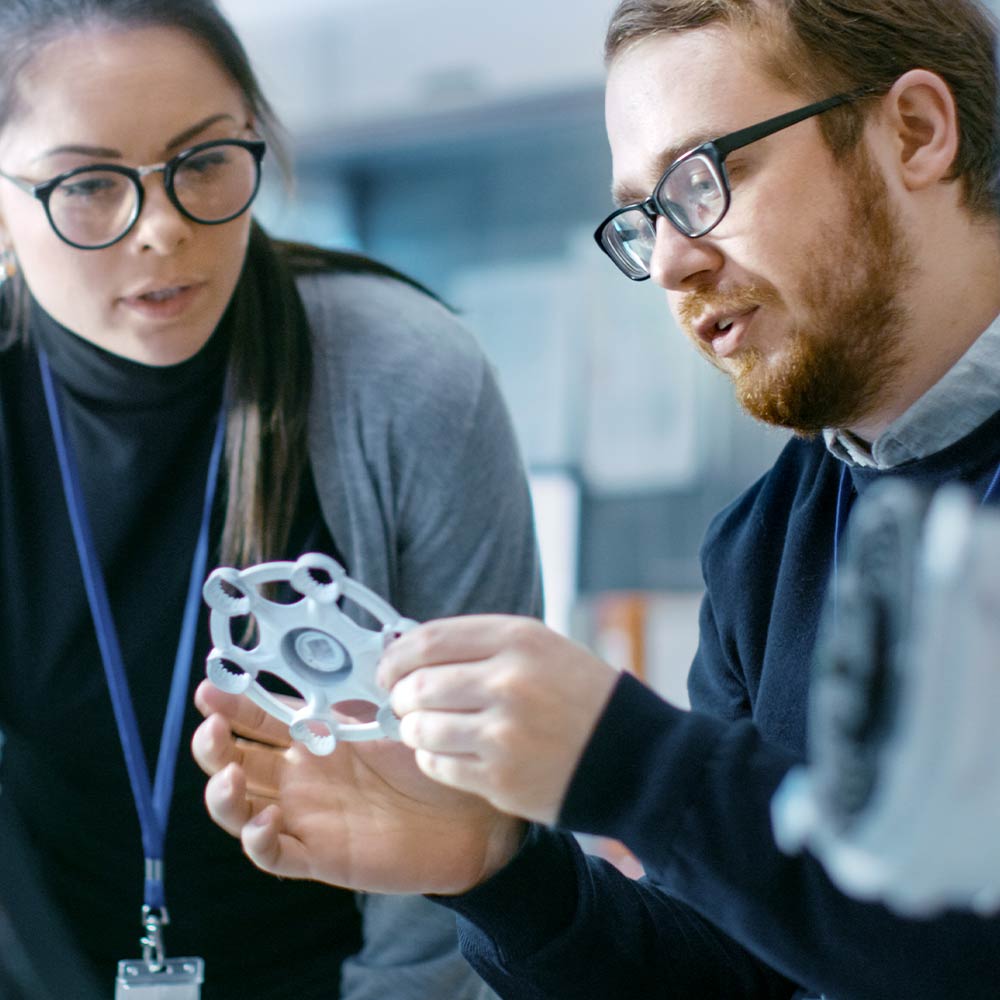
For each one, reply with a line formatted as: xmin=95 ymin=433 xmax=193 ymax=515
xmin=140 ymin=904 xmax=170 ymax=973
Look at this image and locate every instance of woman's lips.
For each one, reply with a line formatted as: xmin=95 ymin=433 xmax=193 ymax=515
xmin=119 ymin=282 xmax=205 ymax=321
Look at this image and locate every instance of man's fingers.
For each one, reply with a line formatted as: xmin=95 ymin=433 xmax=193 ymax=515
xmin=413 ymin=748 xmax=487 ymax=798
xmin=378 ymin=615 xmax=530 ymax=689
xmin=398 ymin=709 xmax=485 ymax=755
xmin=390 ymin=664 xmax=490 ymax=717
xmin=194 ymin=680 xmax=293 ymax=748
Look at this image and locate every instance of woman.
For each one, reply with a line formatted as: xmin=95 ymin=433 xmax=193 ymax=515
xmin=0 ymin=2 xmax=541 ymax=998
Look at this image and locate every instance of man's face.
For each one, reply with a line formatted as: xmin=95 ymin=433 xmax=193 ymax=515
xmin=604 ymin=26 xmax=914 ymax=434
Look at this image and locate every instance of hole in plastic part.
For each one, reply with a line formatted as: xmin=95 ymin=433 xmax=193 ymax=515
xmin=290 ymin=717 xmax=336 ymax=755
xmin=208 ymin=657 xmax=251 ymax=694
xmin=331 ymin=700 xmax=379 ymax=724
xmin=230 ymin=613 xmax=259 ymax=651
xmin=205 ymin=572 xmax=250 ymax=614
xmin=305 ymin=565 xmax=335 ymax=587
xmin=257 ymin=670 xmax=304 ymax=703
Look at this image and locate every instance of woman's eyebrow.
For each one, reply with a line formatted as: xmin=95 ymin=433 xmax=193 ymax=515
xmin=32 ymin=142 xmax=121 ymax=163
xmin=164 ymin=113 xmax=238 ymax=153
xmin=30 ymin=113 xmax=239 ymax=165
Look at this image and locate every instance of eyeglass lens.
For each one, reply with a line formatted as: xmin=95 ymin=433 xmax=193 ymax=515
xmin=600 ymin=151 xmax=727 ymax=278
xmin=47 ymin=143 xmax=260 ymax=248
xmin=657 ymin=153 xmax=726 ymax=236
xmin=605 ymin=211 xmax=657 ymax=279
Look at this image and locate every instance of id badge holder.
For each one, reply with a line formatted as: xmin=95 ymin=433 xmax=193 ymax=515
xmin=115 ymin=906 xmax=204 ymax=999
xmin=115 ymin=958 xmax=204 ymax=999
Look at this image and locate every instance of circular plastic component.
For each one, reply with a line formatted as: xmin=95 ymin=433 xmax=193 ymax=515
xmin=203 ymin=552 xmax=416 ymax=754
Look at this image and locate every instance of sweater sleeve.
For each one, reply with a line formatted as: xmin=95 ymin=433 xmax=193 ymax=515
xmin=444 ymin=666 xmax=1000 ymax=1000
xmin=435 ymin=685 xmax=798 ymax=1000
xmin=563 ymin=674 xmax=1000 ymax=1000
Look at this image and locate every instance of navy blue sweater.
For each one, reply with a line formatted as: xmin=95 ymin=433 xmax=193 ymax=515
xmin=441 ymin=409 xmax=1000 ymax=999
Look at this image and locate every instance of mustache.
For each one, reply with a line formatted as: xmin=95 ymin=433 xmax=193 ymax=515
xmin=677 ymin=282 xmax=781 ymax=331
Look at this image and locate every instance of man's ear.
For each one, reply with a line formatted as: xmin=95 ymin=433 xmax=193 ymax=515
xmin=880 ymin=69 xmax=959 ymax=192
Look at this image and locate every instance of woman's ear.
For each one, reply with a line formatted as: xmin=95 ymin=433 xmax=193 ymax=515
xmin=879 ymin=69 xmax=959 ymax=193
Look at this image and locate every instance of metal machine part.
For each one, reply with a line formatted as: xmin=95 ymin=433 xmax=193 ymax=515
xmin=203 ymin=553 xmax=416 ymax=755
xmin=772 ymin=482 xmax=1000 ymax=917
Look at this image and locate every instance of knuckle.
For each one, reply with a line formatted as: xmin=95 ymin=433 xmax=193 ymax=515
xmin=413 ymin=667 xmax=433 ymax=700
xmin=482 ymin=716 xmax=516 ymax=751
xmin=486 ymin=666 xmax=526 ymax=705
xmin=503 ymin=617 xmax=537 ymax=647
xmin=413 ymin=621 xmax=448 ymax=659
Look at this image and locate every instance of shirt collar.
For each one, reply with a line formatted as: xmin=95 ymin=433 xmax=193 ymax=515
xmin=824 ymin=311 xmax=1000 ymax=469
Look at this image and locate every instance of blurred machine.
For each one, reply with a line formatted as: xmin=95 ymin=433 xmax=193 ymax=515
xmin=772 ymin=480 xmax=1000 ymax=917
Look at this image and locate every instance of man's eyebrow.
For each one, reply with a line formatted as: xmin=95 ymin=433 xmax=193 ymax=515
xmin=610 ymin=129 xmax=716 ymax=207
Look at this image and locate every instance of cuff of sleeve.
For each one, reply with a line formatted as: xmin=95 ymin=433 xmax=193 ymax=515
xmin=557 ymin=671 xmax=724 ymax=845
xmin=431 ymin=823 xmax=582 ymax=961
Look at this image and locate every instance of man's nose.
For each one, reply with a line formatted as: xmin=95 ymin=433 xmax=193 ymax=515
xmin=647 ymin=215 xmax=723 ymax=291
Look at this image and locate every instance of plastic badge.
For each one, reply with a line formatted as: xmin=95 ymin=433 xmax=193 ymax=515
xmin=203 ymin=553 xmax=416 ymax=754
xmin=115 ymin=958 xmax=204 ymax=998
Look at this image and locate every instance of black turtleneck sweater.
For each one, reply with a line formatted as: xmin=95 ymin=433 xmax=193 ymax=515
xmin=0 ymin=303 xmax=361 ymax=999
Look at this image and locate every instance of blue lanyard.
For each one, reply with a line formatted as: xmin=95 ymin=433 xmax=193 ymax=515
xmin=38 ymin=349 xmax=225 ymax=912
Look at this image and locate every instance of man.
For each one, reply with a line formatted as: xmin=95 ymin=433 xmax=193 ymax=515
xmin=193 ymin=1 xmax=1000 ymax=996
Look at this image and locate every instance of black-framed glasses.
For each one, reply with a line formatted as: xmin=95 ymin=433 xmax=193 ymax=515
xmin=0 ymin=138 xmax=266 ymax=250
xmin=594 ymin=88 xmax=875 ymax=280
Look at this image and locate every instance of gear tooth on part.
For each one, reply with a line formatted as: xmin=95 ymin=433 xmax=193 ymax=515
xmin=202 ymin=567 xmax=251 ymax=616
xmin=207 ymin=652 xmax=253 ymax=694
xmin=291 ymin=552 xmax=347 ymax=604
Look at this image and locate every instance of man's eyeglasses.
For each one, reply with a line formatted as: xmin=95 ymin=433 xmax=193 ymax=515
xmin=0 ymin=138 xmax=266 ymax=250
xmin=594 ymin=88 xmax=875 ymax=280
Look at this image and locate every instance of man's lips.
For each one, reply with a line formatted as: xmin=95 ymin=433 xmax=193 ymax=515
xmin=693 ymin=306 xmax=760 ymax=358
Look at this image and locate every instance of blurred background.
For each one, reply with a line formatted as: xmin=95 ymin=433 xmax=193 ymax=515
xmin=221 ymin=0 xmax=796 ymax=705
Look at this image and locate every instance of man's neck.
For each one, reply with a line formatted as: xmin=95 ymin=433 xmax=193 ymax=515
xmin=847 ymin=226 xmax=1000 ymax=442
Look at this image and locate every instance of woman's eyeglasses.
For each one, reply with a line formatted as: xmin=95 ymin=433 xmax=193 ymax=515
xmin=0 ymin=138 xmax=266 ymax=250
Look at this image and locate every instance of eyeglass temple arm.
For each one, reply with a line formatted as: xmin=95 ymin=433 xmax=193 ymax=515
xmin=713 ymin=87 xmax=878 ymax=158
xmin=0 ymin=168 xmax=40 ymax=196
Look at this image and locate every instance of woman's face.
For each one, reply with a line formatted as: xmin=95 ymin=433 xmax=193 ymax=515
xmin=0 ymin=25 xmax=255 ymax=366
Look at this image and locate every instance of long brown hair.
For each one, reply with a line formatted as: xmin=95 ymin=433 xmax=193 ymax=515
xmin=224 ymin=226 xmax=430 ymax=568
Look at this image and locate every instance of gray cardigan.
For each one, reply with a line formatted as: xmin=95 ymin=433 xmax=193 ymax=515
xmin=300 ymin=269 xmax=543 ymax=999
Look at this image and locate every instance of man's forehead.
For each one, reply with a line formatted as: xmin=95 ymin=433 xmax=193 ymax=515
xmin=604 ymin=25 xmax=777 ymax=204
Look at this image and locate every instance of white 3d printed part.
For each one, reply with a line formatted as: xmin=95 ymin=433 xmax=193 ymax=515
xmin=203 ymin=553 xmax=416 ymax=755
xmin=772 ymin=484 xmax=1000 ymax=917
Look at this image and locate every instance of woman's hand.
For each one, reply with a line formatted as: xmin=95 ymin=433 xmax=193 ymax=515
xmin=191 ymin=680 xmax=525 ymax=895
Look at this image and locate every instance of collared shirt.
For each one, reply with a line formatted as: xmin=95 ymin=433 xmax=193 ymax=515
xmin=824 ymin=312 xmax=1000 ymax=469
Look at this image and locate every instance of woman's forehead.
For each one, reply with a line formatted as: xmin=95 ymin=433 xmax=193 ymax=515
xmin=4 ymin=25 xmax=245 ymax=154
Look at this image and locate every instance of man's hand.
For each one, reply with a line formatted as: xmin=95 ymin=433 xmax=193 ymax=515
xmin=191 ymin=681 xmax=525 ymax=895
xmin=378 ymin=615 xmax=620 ymax=825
